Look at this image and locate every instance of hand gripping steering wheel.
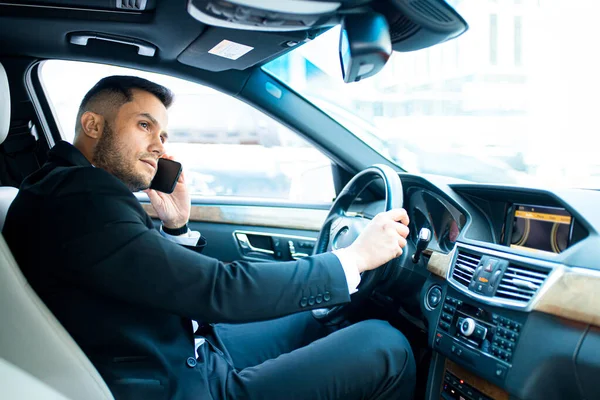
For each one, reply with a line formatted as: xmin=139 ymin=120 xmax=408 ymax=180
xmin=311 ymin=164 xmax=403 ymax=325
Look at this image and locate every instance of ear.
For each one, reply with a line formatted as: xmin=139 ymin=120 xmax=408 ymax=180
xmin=80 ymin=111 xmax=104 ymax=140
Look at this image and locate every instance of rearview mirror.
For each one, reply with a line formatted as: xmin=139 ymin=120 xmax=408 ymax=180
xmin=339 ymin=12 xmax=392 ymax=83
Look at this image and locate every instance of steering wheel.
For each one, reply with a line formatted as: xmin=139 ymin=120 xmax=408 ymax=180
xmin=311 ymin=164 xmax=403 ymax=325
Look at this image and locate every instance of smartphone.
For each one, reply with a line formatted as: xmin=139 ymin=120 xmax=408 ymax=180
xmin=149 ymin=158 xmax=182 ymax=194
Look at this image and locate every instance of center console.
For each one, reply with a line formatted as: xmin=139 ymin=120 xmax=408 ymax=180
xmin=418 ymin=188 xmax=595 ymax=400
xmin=435 ymin=294 xmax=523 ymax=372
xmin=431 ymin=290 xmax=526 ymax=387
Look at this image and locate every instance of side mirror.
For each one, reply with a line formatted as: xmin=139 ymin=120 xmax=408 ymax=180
xmin=339 ymin=12 xmax=392 ymax=83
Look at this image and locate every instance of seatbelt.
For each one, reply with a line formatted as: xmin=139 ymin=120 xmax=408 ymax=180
xmin=0 ymin=120 xmax=40 ymax=186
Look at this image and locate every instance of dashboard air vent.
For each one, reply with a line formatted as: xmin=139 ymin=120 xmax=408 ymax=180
xmin=116 ymin=0 xmax=148 ymax=10
xmin=452 ymin=250 xmax=480 ymax=287
xmin=495 ymin=264 xmax=550 ymax=303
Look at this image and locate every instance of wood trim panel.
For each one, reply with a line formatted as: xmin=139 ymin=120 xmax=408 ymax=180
xmin=533 ymin=268 xmax=600 ymax=326
xmin=427 ymin=249 xmax=455 ymax=279
xmin=142 ymin=203 xmax=327 ymax=231
xmin=444 ymin=359 xmax=509 ymax=400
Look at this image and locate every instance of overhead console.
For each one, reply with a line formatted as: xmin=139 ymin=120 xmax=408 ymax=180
xmin=183 ymin=0 xmax=468 ymax=72
xmin=186 ymin=0 xmax=467 ymax=41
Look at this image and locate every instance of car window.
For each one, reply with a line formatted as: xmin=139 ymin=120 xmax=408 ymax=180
xmin=39 ymin=60 xmax=335 ymax=203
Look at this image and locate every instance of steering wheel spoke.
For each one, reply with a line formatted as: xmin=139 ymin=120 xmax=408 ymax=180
xmin=312 ymin=164 xmax=403 ymax=325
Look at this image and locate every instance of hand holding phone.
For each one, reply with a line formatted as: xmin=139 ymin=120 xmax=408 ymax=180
xmin=146 ymin=156 xmax=190 ymax=229
xmin=149 ymin=158 xmax=183 ymax=194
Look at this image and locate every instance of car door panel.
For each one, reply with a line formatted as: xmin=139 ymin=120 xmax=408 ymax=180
xmin=142 ymin=196 xmax=327 ymax=263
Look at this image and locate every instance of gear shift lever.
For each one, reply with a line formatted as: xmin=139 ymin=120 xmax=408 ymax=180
xmin=412 ymin=228 xmax=432 ymax=263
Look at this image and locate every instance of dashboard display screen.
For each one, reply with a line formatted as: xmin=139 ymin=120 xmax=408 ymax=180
xmin=510 ymin=204 xmax=572 ymax=254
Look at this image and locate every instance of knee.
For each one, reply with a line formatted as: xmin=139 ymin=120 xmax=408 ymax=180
xmin=353 ymin=320 xmax=411 ymax=350
xmin=351 ymin=320 xmax=415 ymax=370
xmin=350 ymin=320 xmax=416 ymax=398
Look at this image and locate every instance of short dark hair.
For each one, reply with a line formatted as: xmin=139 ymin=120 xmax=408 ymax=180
xmin=75 ymin=75 xmax=174 ymax=136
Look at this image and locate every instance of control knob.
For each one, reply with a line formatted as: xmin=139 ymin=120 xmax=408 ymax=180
xmin=460 ymin=318 xmax=476 ymax=337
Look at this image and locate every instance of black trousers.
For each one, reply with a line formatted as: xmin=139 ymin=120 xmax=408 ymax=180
xmin=200 ymin=312 xmax=416 ymax=400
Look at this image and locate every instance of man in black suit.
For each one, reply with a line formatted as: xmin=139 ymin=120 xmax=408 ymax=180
xmin=3 ymin=76 xmax=416 ymax=399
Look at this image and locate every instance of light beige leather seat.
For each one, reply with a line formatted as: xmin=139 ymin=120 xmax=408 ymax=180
xmin=0 ymin=358 xmax=69 ymax=400
xmin=0 ymin=62 xmax=114 ymax=400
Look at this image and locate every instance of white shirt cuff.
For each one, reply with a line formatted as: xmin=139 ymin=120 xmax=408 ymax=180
xmin=332 ymin=249 xmax=361 ymax=295
xmin=160 ymin=225 xmax=201 ymax=246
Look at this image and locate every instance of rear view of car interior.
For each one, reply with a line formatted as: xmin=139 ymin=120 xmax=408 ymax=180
xmin=2 ymin=0 xmax=600 ymax=399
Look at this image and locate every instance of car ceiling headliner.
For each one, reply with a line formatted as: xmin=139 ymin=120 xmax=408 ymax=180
xmin=0 ymin=0 xmax=313 ymax=94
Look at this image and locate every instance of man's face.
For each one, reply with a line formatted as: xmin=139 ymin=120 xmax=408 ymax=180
xmin=92 ymin=89 xmax=169 ymax=191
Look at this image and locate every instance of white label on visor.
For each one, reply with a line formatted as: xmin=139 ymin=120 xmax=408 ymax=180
xmin=208 ymin=40 xmax=253 ymax=60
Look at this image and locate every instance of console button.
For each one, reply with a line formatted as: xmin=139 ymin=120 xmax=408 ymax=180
xmin=474 ymin=325 xmax=487 ymax=340
xmin=495 ymin=364 xmax=508 ymax=379
xmin=443 ymin=304 xmax=455 ymax=313
xmin=460 ymin=318 xmax=476 ymax=336
xmin=497 ymin=349 xmax=511 ymax=362
xmin=451 ymin=344 xmax=464 ymax=357
xmin=484 ymin=258 xmax=497 ymax=272
xmin=490 ymin=269 xmax=502 ymax=285
xmin=427 ymin=286 xmax=442 ymax=308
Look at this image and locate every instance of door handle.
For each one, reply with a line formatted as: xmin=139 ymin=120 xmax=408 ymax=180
xmin=233 ymin=230 xmax=316 ymax=261
xmin=69 ymin=32 xmax=156 ymax=57
xmin=234 ymin=233 xmax=274 ymax=255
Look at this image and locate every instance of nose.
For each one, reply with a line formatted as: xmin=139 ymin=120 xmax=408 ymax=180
xmin=149 ymin=133 xmax=165 ymax=157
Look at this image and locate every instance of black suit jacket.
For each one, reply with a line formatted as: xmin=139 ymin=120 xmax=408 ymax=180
xmin=3 ymin=141 xmax=350 ymax=400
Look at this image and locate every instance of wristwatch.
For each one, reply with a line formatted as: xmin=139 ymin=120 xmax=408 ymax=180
xmin=162 ymin=223 xmax=189 ymax=235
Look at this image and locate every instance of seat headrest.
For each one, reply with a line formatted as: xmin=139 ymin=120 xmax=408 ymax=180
xmin=0 ymin=63 xmax=9 ymax=145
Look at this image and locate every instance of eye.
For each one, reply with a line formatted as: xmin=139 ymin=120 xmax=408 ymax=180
xmin=139 ymin=121 xmax=150 ymax=130
xmin=160 ymin=136 xmax=166 ymax=144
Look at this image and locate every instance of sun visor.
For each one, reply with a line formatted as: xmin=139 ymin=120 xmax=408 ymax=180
xmin=177 ymin=28 xmax=318 ymax=72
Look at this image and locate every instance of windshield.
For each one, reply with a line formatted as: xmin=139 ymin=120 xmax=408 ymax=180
xmin=263 ymin=0 xmax=600 ymax=188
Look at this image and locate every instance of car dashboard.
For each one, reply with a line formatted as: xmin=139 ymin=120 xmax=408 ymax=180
xmin=387 ymin=175 xmax=600 ymax=400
